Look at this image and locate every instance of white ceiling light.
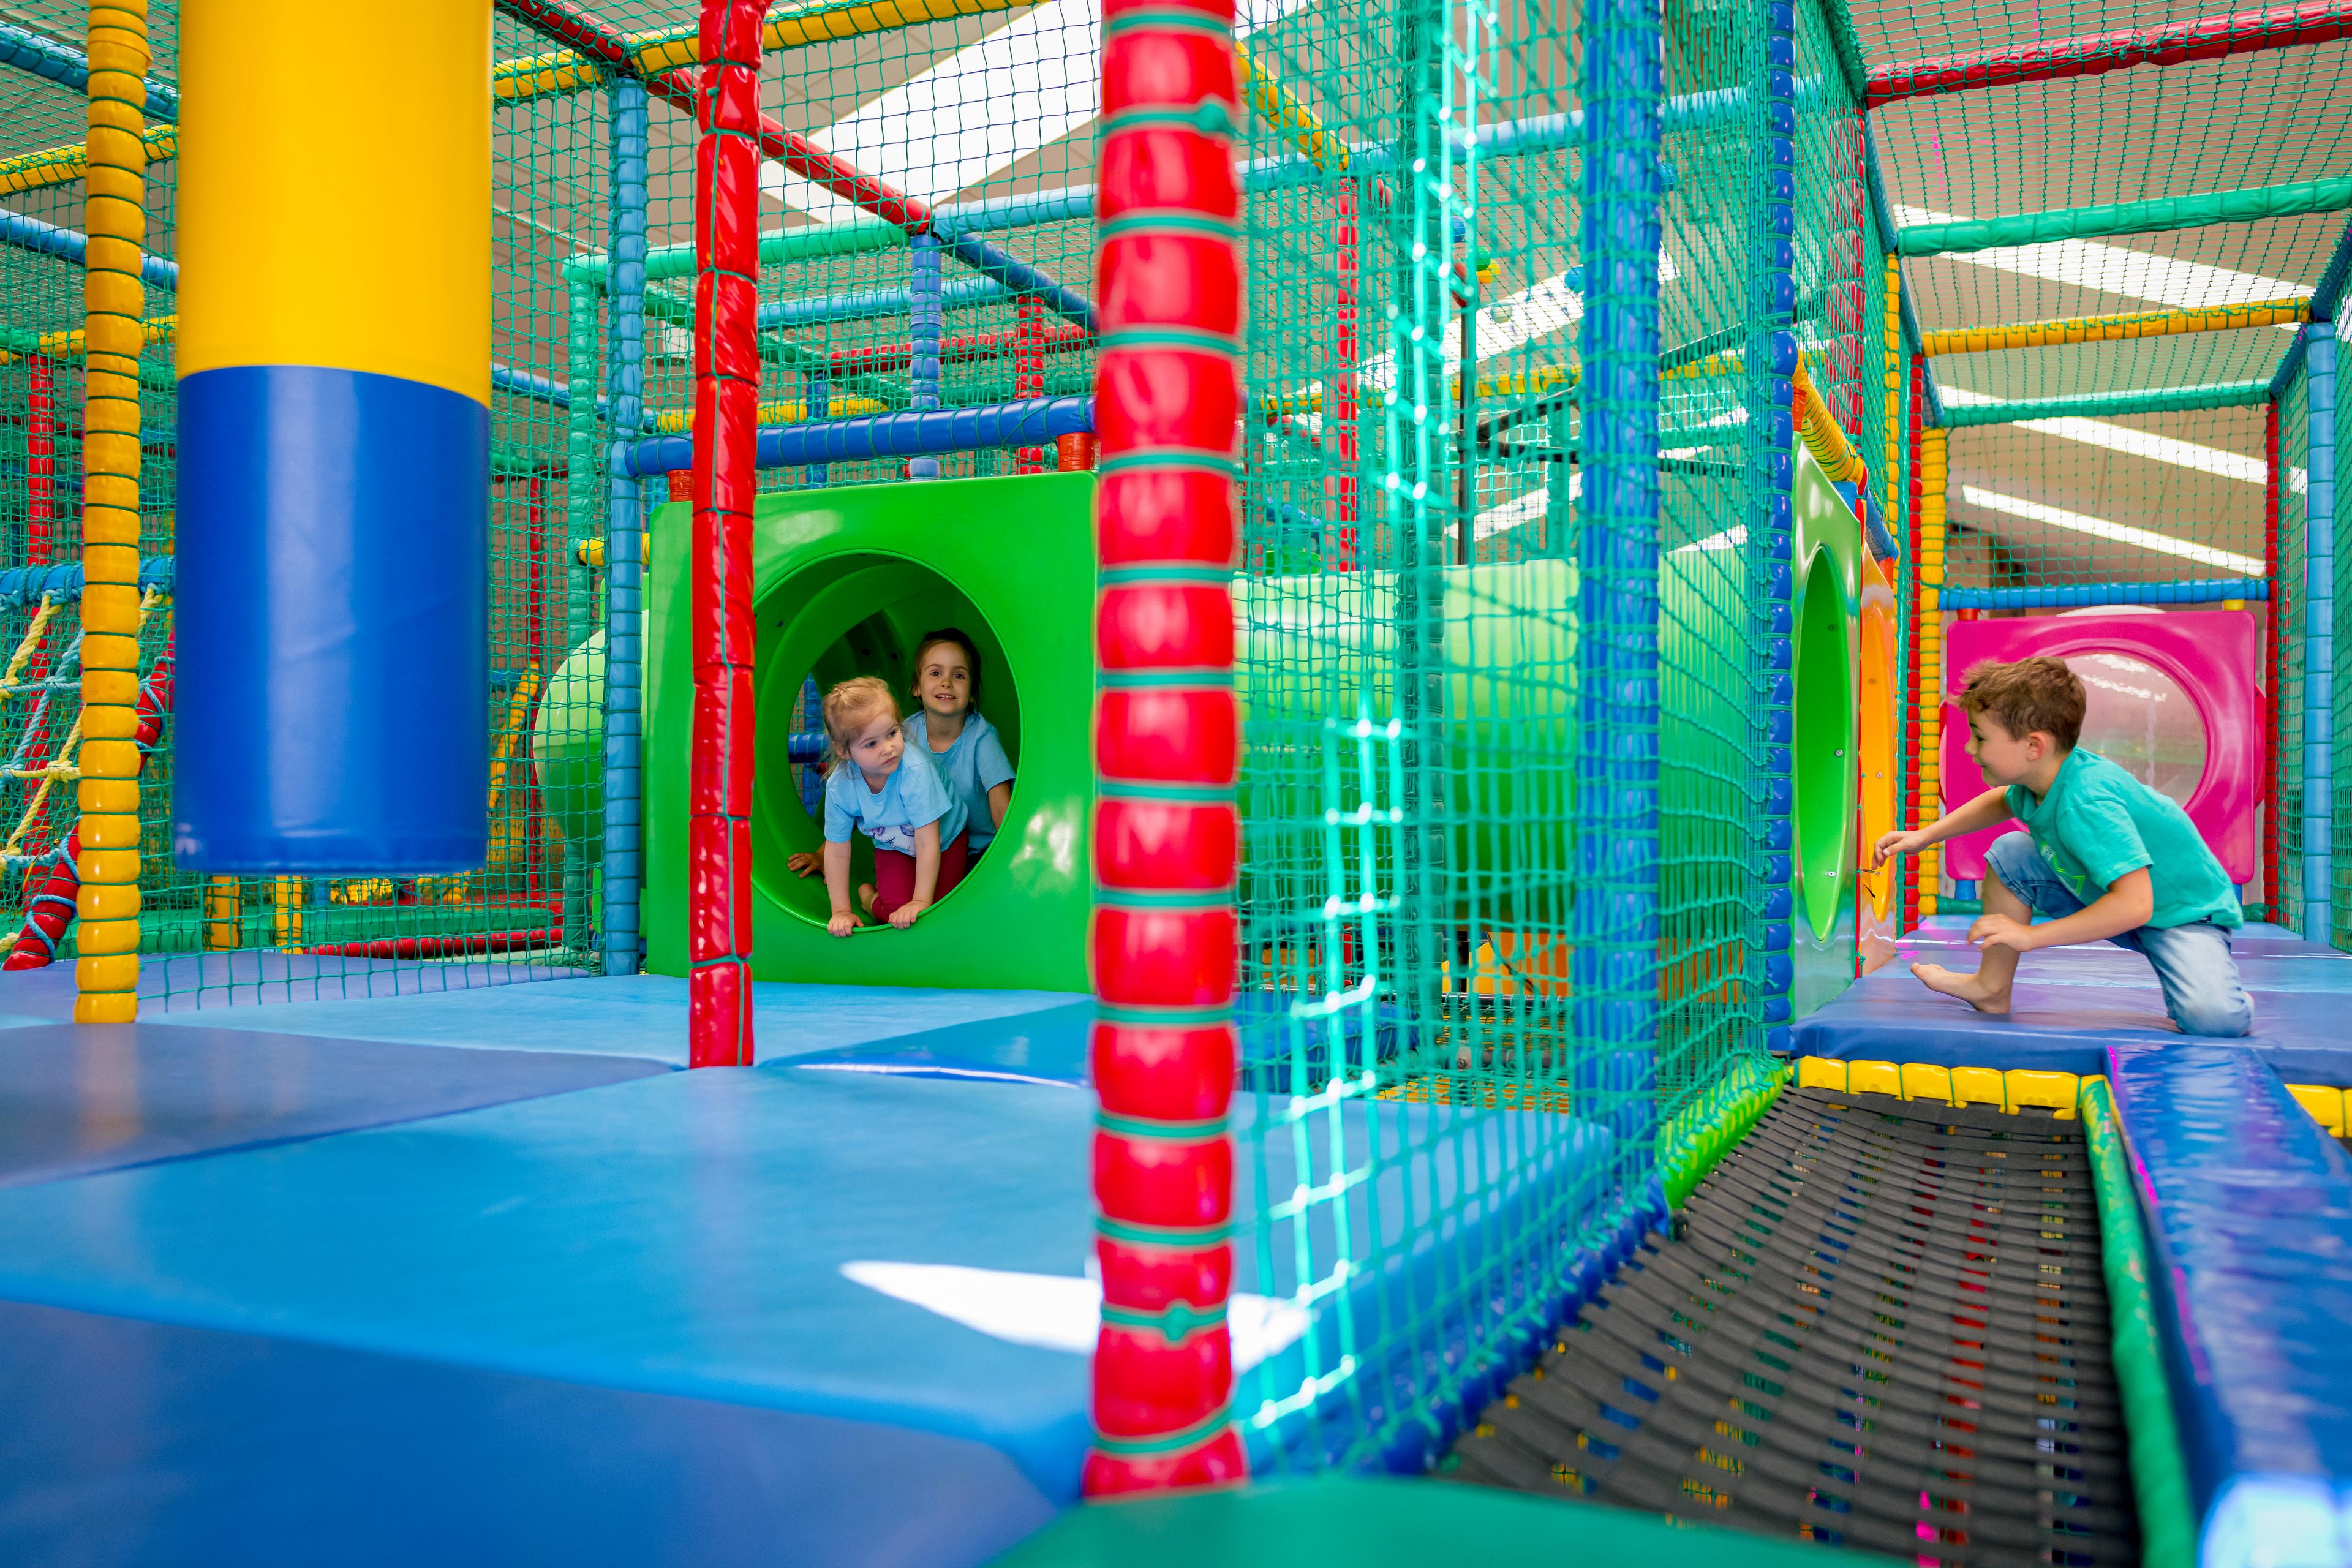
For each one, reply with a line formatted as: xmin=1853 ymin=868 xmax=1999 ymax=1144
xmin=1957 ymin=484 xmax=2265 ymax=575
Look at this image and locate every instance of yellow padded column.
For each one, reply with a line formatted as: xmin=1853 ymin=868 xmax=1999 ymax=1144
xmin=1916 ymin=426 xmax=1947 ymax=917
xmin=75 ymin=0 xmax=148 ymax=1023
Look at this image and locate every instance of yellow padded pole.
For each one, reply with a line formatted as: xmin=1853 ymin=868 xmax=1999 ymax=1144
xmin=75 ymin=0 xmax=148 ymax=1023
xmin=1919 ymin=296 xmax=2309 ymax=358
xmin=1235 ymin=42 xmax=1347 ymax=172
xmin=1916 ymin=426 xmax=1947 ymax=917
xmin=0 ymin=124 xmax=175 ymax=198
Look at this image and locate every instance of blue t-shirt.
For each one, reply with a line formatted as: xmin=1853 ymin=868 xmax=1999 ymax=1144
xmin=2003 ymin=747 xmax=2241 ymax=930
xmin=821 ymin=739 xmax=967 ymax=856
xmin=903 ymin=709 xmax=1017 ymax=850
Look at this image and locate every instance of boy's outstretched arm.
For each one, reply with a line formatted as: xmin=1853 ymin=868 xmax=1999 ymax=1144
xmin=1972 ymin=867 xmax=2152 ymax=955
xmin=1871 ymin=786 xmax=2013 ymax=869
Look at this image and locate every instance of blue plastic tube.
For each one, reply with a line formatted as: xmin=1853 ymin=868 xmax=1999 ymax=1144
xmin=623 ymin=394 xmax=1093 ymax=476
xmin=907 ymin=232 xmax=944 ymax=480
xmin=1944 ymin=579 xmax=2268 ymax=610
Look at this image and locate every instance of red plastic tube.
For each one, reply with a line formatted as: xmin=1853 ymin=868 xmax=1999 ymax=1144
xmin=685 ymin=0 xmax=764 ymax=1069
xmin=1084 ymin=0 xmax=1248 ymax=1498
xmin=1866 ymin=0 xmax=2352 ymax=105
xmin=3 ymin=636 xmax=175 ymax=970
xmin=2263 ymin=399 xmax=2282 ymax=918
xmin=306 ymin=929 xmax=562 ymax=960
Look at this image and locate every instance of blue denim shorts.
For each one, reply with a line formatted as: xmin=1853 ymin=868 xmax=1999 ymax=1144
xmin=1983 ymin=833 xmax=2253 ymax=1038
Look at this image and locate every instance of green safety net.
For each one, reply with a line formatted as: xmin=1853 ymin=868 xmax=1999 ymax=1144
xmin=0 ymin=3 xmax=608 ymax=1000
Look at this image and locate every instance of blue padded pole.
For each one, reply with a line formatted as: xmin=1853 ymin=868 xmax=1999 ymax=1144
xmin=1749 ymin=0 xmax=1800 ymax=1047
xmin=1579 ymin=0 xmax=1662 ymax=1163
xmin=908 ymin=232 xmax=944 ymax=480
xmin=804 ymin=369 xmax=830 ymax=484
xmin=0 ymin=18 xmax=178 ymax=116
xmin=0 ymin=208 xmax=179 ymax=288
xmin=600 ymin=78 xmax=647 ymax=978
xmin=624 ymin=394 xmax=1094 ymax=475
xmin=2303 ymin=323 xmax=2337 ymax=940
xmin=1945 ymin=579 xmax=2269 ymax=611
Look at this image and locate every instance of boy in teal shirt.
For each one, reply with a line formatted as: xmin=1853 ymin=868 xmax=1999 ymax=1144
xmin=1872 ymin=655 xmax=2252 ymax=1037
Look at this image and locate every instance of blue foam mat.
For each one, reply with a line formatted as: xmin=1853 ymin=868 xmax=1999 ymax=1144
xmin=0 ymin=951 xmax=582 ymax=1026
xmin=2105 ymin=1043 xmax=2352 ymax=1566
xmin=0 ymin=1023 xmax=666 ymax=1188
xmin=0 ymin=1065 xmax=1625 ymax=1561
xmin=139 ymin=974 xmax=1086 ymax=1068
xmin=0 ymin=1296 xmax=1052 ymax=1568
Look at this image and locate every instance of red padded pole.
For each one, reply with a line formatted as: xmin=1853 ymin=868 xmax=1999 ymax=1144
xmin=1902 ymin=355 xmax=1926 ymax=934
xmin=1083 ymin=0 xmax=1248 ymax=1497
xmin=26 ymin=355 xmax=53 ymax=565
xmin=687 ymin=0 xmax=763 ymax=1069
xmin=2263 ymin=398 xmax=2282 ymax=919
xmin=1867 ymin=0 xmax=2352 ymax=106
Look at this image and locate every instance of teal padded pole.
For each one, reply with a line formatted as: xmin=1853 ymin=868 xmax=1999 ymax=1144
xmin=601 ymin=77 xmax=647 ymax=977
xmin=1749 ymin=0 xmax=1800 ymax=1047
xmin=564 ymin=274 xmax=599 ymax=959
xmin=2302 ymin=323 xmax=2336 ymax=939
xmin=1899 ymin=174 xmax=2352 ymax=256
xmin=1938 ymin=380 xmax=2271 ymax=426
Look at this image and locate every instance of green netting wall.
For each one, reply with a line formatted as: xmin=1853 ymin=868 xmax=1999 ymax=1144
xmin=0 ymin=4 xmax=606 ymax=1003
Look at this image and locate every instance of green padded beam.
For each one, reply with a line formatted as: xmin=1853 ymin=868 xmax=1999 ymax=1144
xmin=1899 ymin=173 xmax=2352 ymax=256
xmin=1938 ymin=380 xmax=2271 ymax=426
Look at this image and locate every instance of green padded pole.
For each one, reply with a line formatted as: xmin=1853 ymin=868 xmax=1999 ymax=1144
xmin=1899 ymin=173 xmax=2352 ymax=257
xmin=1938 ymin=380 xmax=2271 ymax=426
xmin=2079 ymin=1080 xmax=2199 ymax=1568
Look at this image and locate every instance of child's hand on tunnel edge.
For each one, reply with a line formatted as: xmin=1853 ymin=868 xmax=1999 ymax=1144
xmin=827 ymin=909 xmax=859 ymax=937
xmin=889 ymin=899 xmax=929 ymax=931
xmin=787 ymin=851 xmax=822 ymax=879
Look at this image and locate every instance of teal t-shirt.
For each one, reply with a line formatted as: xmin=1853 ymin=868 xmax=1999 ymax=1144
xmin=2003 ymin=747 xmax=2241 ymax=930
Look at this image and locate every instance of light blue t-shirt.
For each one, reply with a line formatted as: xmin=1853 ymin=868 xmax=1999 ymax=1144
xmin=2003 ymin=746 xmax=2241 ymax=930
xmin=821 ymin=739 xmax=967 ymax=856
xmin=903 ymin=709 xmax=1017 ymax=850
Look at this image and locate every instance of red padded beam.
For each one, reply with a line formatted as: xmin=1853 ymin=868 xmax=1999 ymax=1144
xmin=1084 ymin=0 xmax=1248 ymax=1499
xmin=1868 ymin=0 xmax=2352 ymax=106
xmin=686 ymin=0 xmax=763 ymax=1069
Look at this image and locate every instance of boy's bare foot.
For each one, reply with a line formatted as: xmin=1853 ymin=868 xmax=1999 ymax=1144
xmin=1913 ymin=962 xmax=2011 ymax=1015
xmin=857 ymin=883 xmax=876 ymax=916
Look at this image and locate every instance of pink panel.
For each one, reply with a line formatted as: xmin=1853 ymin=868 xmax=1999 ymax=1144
xmin=1937 ymin=611 xmax=2263 ymax=884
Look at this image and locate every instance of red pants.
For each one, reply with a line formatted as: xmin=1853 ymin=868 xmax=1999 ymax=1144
xmin=872 ymin=830 xmax=969 ymax=919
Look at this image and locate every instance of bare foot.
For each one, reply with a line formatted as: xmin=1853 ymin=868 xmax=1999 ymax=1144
xmin=1913 ymin=962 xmax=2011 ymax=1015
xmin=857 ymin=883 xmax=877 ymax=916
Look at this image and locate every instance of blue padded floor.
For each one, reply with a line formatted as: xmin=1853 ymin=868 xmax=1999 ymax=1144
xmin=0 ymin=950 xmax=582 ymax=1030
xmin=0 ymin=1023 xmax=666 ymax=1188
xmin=135 ymin=974 xmax=1086 ymax=1069
xmin=0 ymin=1063 xmax=1616 ymax=1567
xmin=2105 ymin=1042 xmax=2352 ymax=1564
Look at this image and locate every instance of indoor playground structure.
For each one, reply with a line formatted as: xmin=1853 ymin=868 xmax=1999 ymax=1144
xmin=1 ymin=0 xmax=2351 ymax=1564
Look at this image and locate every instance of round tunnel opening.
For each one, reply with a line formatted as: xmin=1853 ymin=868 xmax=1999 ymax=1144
xmin=1792 ymin=546 xmax=1855 ymax=943
xmin=753 ymin=552 xmax=1022 ymax=927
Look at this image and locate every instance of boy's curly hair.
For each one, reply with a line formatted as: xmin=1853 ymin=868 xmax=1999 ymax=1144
xmin=822 ymin=675 xmax=901 ymax=764
xmin=1956 ymin=655 xmax=2086 ymax=750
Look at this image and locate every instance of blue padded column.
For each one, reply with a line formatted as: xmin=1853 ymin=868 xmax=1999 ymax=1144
xmin=601 ymin=77 xmax=648 ymax=977
xmin=2302 ymin=323 xmax=2336 ymax=941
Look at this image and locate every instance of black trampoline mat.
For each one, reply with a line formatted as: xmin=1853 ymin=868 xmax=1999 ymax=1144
xmin=1444 ymin=1087 xmax=2136 ymax=1567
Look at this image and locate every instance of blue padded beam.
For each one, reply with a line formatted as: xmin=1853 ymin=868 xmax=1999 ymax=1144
xmin=2104 ymin=1043 xmax=2352 ymax=1567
